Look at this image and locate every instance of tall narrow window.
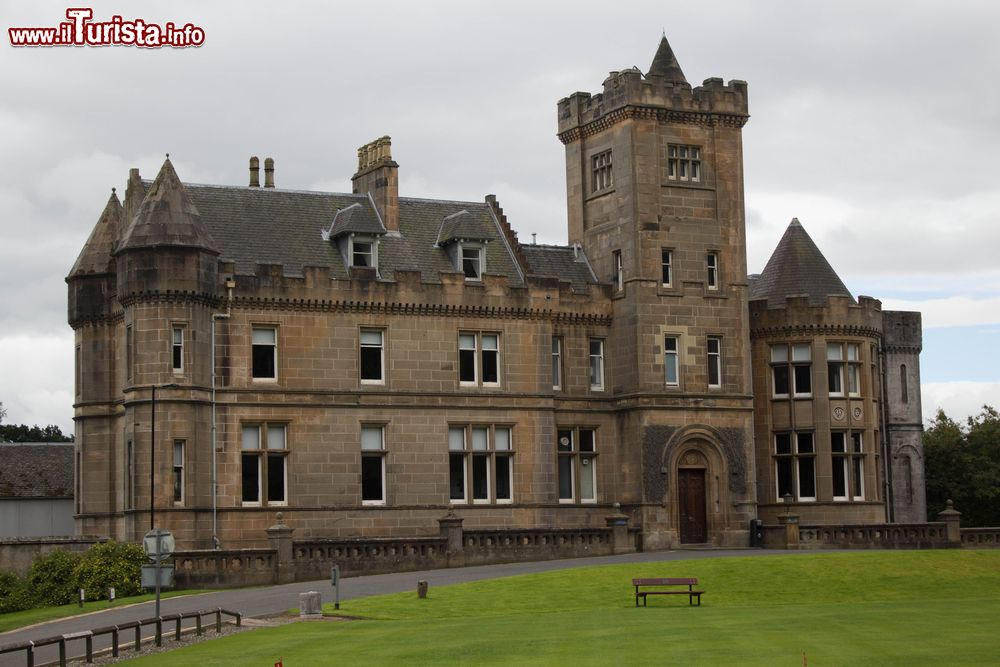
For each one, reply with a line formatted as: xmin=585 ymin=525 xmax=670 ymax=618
xmin=459 ymin=333 xmax=477 ymax=384
xmin=707 ymin=337 xmax=722 ymax=388
xmin=900 ymin=364 xmax=908 ymax=403
xmin=667 ymin=144 xmax=701 ymax=182
xmin=664 ymin=336 xmax=679 ymax=387
xmin=125 ymin=439 xmax=134 ymax=510
xmin=847 ymin=344 xmax=861 ymax=396
xmin=558 ymin=427 xmax=597 ymax=503
xmin=172 ymin=326 xmax=184 ymax=373
xmin=771 ymin=344 xmax=790 ymax=397
xmin=172 ymin=440 xmax=185 ymax=504
xmin=589 ymin=339 xmax=605 ymax=391
xmin=831 ymin=432 xmax=848 ymax=501
xmin=827 ymin=343 xmax=844 ymax=396
xmin=360 ymin=329 xmax=384 ymax=384
xmin=851 ymin=432 xmax=865 ymax=500
xmin=75 ymin=345 xmax=82 ymax=398
xmin=481 ymin=334 xmax=499 ymax=385
xmin=125 ymin=325 xmax=134 ymax=382
xmin=612 ymin=250 xmax=623 ymax=292
xmin=592 ymin=150 xmax=613 ymax=191
xmin=661 ymin=249 xmax=673 ymax=287
xmin=361 ymin=425 xmax=386 ymax=505
xmin=775 ymin=433 xmax=793 ymax=499
xmin=251 ymin=327 xmax=277 ymax=380
xmin=796 ymin=433 xmax=816 ymax=501
xmin=241 ymin=423 xmax=287 ymax=505
xmin=551 ymin=337 xmax=562 ymax=390
xmin=792 ymin=343 xmax=812 ymax=396
xmin=706 ymin=252 xmax=719 ymax=290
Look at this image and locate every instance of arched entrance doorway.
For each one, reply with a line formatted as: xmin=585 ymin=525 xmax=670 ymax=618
xmin=677 ymin=450 xmax=708 ymax=543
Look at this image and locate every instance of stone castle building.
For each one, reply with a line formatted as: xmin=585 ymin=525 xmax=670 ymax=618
xmin=67 ymin=37 xmax=926 ymax=550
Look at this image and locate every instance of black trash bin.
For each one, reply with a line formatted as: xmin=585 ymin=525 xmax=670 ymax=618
xmin=749 ymin=518 xmax=764 ymax=547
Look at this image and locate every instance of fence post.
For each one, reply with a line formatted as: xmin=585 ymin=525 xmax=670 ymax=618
xmin=196 ymin=614 xmax=203 ymax=636
xmin=938 ymin=499 xmax=962 ymax=547
xmin=85 ymin=634 xmax=93 ymax=662
xmin=26 ymin=641 xmax=34 ymax=667
xmin=111 ymin=627 xmax=119 ymax=658
xmin=155 ymin=618 xmax=162 ymax=647
xmin=58 ymin=637 xmax=66 ymax=667
xmin=266 ymin=512 xmax=296 ymax=584
xmin=134 ymin=624 xmax=141 ymax=651
xmin=175 ymin=616 xmax=182 ymax=641
xmin=215 ymin=608 xmax=222 ymax=633
xmin=438 ymin=510 xmax=465 ymax=568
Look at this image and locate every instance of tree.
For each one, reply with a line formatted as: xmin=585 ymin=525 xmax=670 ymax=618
xmin=924 ymin=406 xmax=1000 ymax=527
xmin=0 ymin=423 xmax=73 ymax=443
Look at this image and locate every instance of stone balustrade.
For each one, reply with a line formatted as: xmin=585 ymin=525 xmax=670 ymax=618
xmin=960 ymin=528 xmax=1000 ymax=547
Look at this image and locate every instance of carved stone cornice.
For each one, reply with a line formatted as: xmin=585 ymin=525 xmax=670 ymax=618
xmin=231 ymin=297 xmax=612 ymax=326
xmin=558 ymin=106 xmax=749 ymax=144
xmin=750 ymin=323 xmax=882 ymax=340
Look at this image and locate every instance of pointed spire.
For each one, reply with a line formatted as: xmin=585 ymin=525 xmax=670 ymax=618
xmin=647 ymin=35 xmax=688 ymax=84
xmin=750 ymin=218 xmax=854 ymax=307
xmin=68 ymin=189 xmax=123 ymax=277
xmin=116 ymin=157 xmax=219 ymax=254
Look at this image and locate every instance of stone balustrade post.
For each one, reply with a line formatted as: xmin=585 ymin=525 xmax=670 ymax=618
xmin=266 ymin=512 xmax=296 ymax=584
xmin=937 ymin=499 xmax=962 ymax=547
xmin=604 ymin=503 xmax=634 ymax=554
xmin=438 ymin=510 xmax=465 ymax=568
xmin=777 ymin=509 xmax=800 ymax=550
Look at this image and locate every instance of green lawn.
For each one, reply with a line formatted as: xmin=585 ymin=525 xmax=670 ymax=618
xmin=130 ymin=550 xmax=1000 ymax=666
xmin=0 ymin=590 xmax=209 ymax=634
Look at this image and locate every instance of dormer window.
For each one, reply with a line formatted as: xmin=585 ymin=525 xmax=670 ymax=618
xmin=351 ymin=237 xmax=375 ymax=268
xmin=460 ymin=243 xmax=484 ymax=281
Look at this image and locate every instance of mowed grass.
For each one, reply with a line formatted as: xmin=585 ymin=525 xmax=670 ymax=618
xmin=0 ymin=590 xmax=211 ymax=634
xmin=131 ymin=550 xmax=1000 ymax=666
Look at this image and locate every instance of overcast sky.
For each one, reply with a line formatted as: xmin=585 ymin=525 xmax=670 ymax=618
xmin=1 ymin=0 xmax=998 ymax=433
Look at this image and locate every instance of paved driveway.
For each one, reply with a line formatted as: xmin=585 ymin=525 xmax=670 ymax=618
xmin=0 ymin=548 xmax=814 ymax=665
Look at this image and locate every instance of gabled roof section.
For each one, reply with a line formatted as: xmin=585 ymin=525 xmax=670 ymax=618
xmin=750 ymin=218 xmax=854 ymax=307
xmin=117 ymin=158 xmax=220 ymax=254
xmin=435 ymin=209 xmax=497 ymax=246
xmin=0 ymin=443 xmax=73 ymax=499
xmin=521 ymin=244 xmax=598 ymax=292
xmin=647 ymin=35 xmax=688 ymax=84
xmin=68 ymin=189 xmax=122 ymax=278
xmin=322 ymin=201 xmax=386 ymax=240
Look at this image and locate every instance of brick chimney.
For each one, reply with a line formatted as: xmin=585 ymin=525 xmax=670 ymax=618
xmin=351 ymin=136 xmax=398 ymax=231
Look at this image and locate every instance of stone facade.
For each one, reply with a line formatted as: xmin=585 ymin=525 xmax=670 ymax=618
xmin=67 ymin=37 xmax=926 ymax=552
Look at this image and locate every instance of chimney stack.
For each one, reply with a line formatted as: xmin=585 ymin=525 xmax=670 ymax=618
xmin=351 ymin=136 xmax=398 ymax=231
xmin=249 ymin=156 xmax=260 ymax=187
xmin=264 ymin=157 xmax=275 ymax=188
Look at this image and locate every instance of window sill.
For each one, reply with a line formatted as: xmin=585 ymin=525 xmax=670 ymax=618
xmin=661 ymin=181 xmax=714 ymax=191
xmin=586 ymin=187 xmax=615 ymax=202
xmin=496 ymin=499 xmax=513 ymax=505
xmin=558 ymin=499 xmax=575 ymax=504
xmin=360 ymin=380 xmax=385 ymax=386
xmin=251 ymin=378 xmax=278 ymax=384
xmin=362 ymin=500 xmax=386 ymax=507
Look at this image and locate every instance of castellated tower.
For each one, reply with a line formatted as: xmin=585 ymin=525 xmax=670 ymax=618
xmin=557 ymin=37 xmax=756 ymax=548
xmin=882 ymin=311 xmax=926 ymax=522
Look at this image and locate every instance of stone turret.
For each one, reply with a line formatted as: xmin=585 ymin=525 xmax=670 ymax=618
xmin=67 ymin=189 xmax=122 ymax=327
xmin=115 ymin=157 xmax=220 ymax=298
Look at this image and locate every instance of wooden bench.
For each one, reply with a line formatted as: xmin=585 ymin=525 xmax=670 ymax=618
xmin=632 ymin=578 xmax=704 ymax=607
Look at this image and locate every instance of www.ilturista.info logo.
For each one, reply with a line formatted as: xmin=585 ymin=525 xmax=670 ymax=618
xmin=9 ymin=8 xmax=205 ymax=48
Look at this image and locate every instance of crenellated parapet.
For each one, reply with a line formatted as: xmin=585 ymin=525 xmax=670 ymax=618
xmin=749 ymin=295 xmax=884 ymax=340
xmin=882 ymin=311 xmax=922 ymax=353
xmin=557 ymin=71 xmax=749 ymax=144
xmin=219 ymin=260 xmax=613 ymax=326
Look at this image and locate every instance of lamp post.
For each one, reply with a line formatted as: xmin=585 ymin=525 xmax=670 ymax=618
xmin=150 ymin=383 xmax=180 ymax=530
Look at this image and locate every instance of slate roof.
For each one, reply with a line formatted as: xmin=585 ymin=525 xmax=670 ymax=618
xmin=750 ymin=218 xmax=854 ymax=307
xmin=118 ymin=159 xmax=220 ymax=254
xmin=0 ymin=443 xmax=73 ymax=499
xmin=435 ymin=209 xmax=497 ymax=245
xmin=325 ymin=201 xmax=386 ymax=239
xmin=647 ymin=35 xmax=688 ymax=84
xmin=521 ymin=244 xmax=597 ymax=291
xmin=69 ymin=191 xmax=122 ymax=277
xmin=147 ymin=182 xmax=528 ymax=286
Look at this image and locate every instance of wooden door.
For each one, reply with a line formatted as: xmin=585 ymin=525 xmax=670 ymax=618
xmin=678 ymin=468 xmax=707 ymax=543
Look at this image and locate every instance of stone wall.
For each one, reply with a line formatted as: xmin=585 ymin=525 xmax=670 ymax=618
xmin=0 ymin=536 xmax=106 ymax=576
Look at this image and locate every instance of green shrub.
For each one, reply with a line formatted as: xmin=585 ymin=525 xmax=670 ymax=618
xmin=74 ymin=541 xmax=146 ymax=600
xmin=27 ymin=549 xmax=83 ymax=606
xmin=0 ymin=570 xmax=35 ymax=614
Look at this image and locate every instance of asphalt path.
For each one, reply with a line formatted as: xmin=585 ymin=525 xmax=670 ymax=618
xmin=0 ymin=548 xmax=831 ymax=666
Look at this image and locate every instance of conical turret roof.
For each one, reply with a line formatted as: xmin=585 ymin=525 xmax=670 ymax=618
xmin=117 ymin=157 xmax=219 ymax=253
xmin=68 ymin=189 xmax=123 ymax=277
xmin=647 ymin=35 xmax=688 ymax=84
xmin=750 ymin=218 xmax=854 ymax=307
